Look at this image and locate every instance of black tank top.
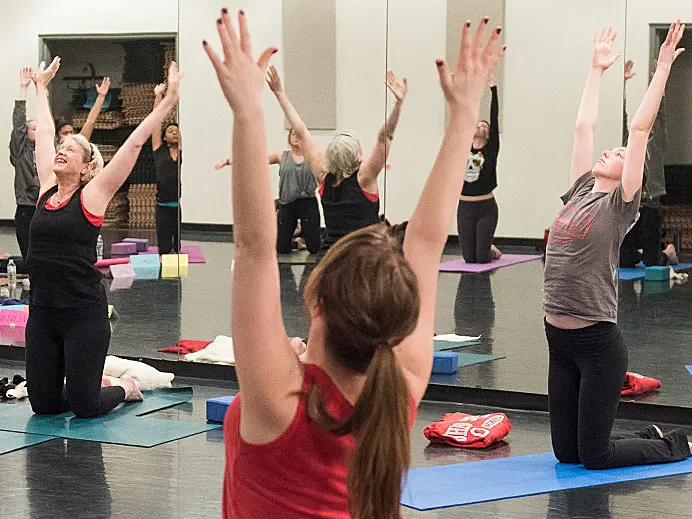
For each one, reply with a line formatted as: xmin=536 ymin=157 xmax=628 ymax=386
xmin=320 ymin=173 xmax=379 ymax=249
xmin=28 ymin=185 xmax=106 ymax=308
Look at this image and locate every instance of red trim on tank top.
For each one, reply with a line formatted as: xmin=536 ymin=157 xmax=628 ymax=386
xmin=44 ymin=191 xmax=104 ymax=227
xmin=318 ymin=177 xmax=379 ymax=201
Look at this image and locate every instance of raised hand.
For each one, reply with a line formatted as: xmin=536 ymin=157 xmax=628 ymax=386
xmin=266 ymin=65 xmax=283 ymax=94
xmin=657 ymin=19 xmax=685 ymax=71
xmin=435 ymin=17 xmax=505 ymax=109
xmin=96 ymin=77 xmax=111 ymax=96
xmin=624 ymin=60 xmax=635 ymax=81
xmin=386 ymin=70 xmax=408 ymax=102
xmin=215 ymin=158 xmax=232 ymax=170
xmin=164 ymin=61 xmax=181 ymax=99
xmin=203 ymin=9 xmax=276 ymax=113
xmin=34 ymin=57 xmax=61 ymax=88
xmin=592 ymin=27 xmax=621 ymax=71
xmin=154 ymin=82 xmax=167 ymax=97
xmin=20 ymin=67 xmax=33 ymax=88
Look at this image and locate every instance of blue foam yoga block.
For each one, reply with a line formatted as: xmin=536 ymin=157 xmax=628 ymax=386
xmin=645 ymin=266 xmax=669 ymax=281
xmin=206 ymin=396 xmax=236 ymax=423
xmin=432 ymin=351 xmax=459 ymax=374
xmin=130 ymin=254 xmax=160 ymax=280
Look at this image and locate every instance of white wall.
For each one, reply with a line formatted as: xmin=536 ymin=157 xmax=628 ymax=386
xmin=0 ymin=0 xmax=178 ymax=218
xmin=625 ymin=0 xmax=692 ymax=165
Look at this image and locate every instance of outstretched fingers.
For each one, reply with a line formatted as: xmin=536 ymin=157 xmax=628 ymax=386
xmin=457 ymin=20 xmax=472 ymax=70
xmin=257 ymin=47 xmax=277 ymax=73
xmin=217 ymin=8 xmax=239 ymax=63
xmin=237 ymin=9 xmax=252 ymax=56
xmin=472 ymin=16 xmax=489 ymax=58
xmin=482 ymin=26 xmax=503 ymax=65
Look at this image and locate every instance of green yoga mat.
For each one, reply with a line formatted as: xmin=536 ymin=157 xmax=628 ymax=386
xmin=0 ymin=387 xmax=218 ymax=448
xmin=0 ymin=430 xmax=55 ymax=455
xmin=277 ymin=251 xmax=316 ymax=265
xmin=457 ymin=352 xmax=505 ymax=367
xmin=434 ymin=339 xmax=481 ymax=351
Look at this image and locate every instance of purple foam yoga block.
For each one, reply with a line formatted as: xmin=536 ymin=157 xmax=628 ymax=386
xmin=111 ymin=242 xmax=137 ymax=255
xmin=123 ymin=238 xmax=149 ymax=252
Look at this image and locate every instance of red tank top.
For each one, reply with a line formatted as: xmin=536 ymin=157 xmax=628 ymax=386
xmin=222 ymin=363 xmax=418 ymax=518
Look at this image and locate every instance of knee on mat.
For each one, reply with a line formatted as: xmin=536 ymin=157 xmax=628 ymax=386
xmin=69 ymin=399 xmax=102 ymax=419
xmin=307 ymin=243 xmax=320 ymax=255
xmin=578 ymin=450 xmax=610 ymax=470
xmin=554 ymin=450 xmax=581 ymax=465
xmin=276 ymin=243 xmax=293 ymax=254
xmin=30 ymin=401 xmax=64 ymax=416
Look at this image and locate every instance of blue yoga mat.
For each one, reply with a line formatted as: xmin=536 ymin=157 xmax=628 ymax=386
xmin=0 ymin=430 xmax=55 ymax=455
xmin=686 ymin=365 xmax=692 ymax=376
xmin=457 ymin=352 xmax=505 ymax=367
xmin=401 ymin=452 xmax=692 ymax=510
xmin=619 ymin=263 xmax=692 ymax=281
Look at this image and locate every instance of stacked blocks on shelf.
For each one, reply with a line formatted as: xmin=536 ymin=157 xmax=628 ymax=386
xmin=432 ymin=351 xmax=459 ymax=374
xmin=161 ymin=254 xmax=189 ymax=278
xmin=109 ymin=263 xmax=135 ymax=290
xmin=130 ymin=254 xmax=161 ymax=280
xmin=645 ymin=266 xmax=670 ymax=281
xmin=111 ymin=242 xmax=138 ymax=256
xmin=206 ymin=396 xmax=236 ymax=423
xmin=123 ymin=237 xmax=149 ymax=252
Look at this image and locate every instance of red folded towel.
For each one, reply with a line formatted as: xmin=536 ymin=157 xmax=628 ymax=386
xmin=158 ymin=339 xmax=212 ymax=355
xmin=424 ymin=412 xmax=512 ymax=449
xmin=621 ymin=372 xmax=661 ymax=396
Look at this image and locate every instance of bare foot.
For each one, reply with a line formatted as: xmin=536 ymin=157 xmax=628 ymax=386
xmin=490 ymin=245 xmax=502 ymax=260
xmin=120 ymin=375 xmax=144 ymax=402
xmin=652 ymin=424 xmax=663 ymax=438
xmin=101 ymin=376 xmax=112 ymax=387
xmin=295 ymin=237 xmax=307 ymax=250
xmin=664 ymin=243 xmax=679 ymax=265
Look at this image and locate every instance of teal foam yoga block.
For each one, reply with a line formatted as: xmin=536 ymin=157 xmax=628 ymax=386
xmin=432 ymin=351 xmax=459 ymax=374
xmin=645 ymin=266 xmax=669 ymax=281
xmin=206 ymin=396 xmax=236 ymax=423
xmin=130 ymin=253 xmax=160 ymax=280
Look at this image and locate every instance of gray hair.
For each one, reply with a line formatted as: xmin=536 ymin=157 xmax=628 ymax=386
xmin=325 ymin=130 xmax=362 ymax=183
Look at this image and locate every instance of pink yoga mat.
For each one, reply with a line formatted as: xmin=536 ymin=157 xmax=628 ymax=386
xmin=439 ymin=254 xmax=542 ymax=273
xmin=145 ymin=245 xmax=206 ymax=264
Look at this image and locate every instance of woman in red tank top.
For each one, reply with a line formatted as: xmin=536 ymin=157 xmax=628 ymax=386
xmin=203 ymin=10 xmax=504 ymax=518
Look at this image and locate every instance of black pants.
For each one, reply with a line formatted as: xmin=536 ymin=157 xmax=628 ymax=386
xmin=545 ymin=320 xmax=690 ymax=469
xmin=620 ymin=204 xmax=666 ymax=267
xmin=277 ymin=198 xmax=321 ymax=254
xmin=156 ymin=204 xmax=181 ymax=254
xmin=15 ymin=205 xmax=35 ymax=259
xmin=457 ymin=197 xmax=499 ymax=264
xmin=25 ymin=305 xmax=125 ymax=418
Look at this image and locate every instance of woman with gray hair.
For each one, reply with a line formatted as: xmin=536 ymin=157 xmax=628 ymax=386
xmin=266 ymin=66 xmax=407 ymax=260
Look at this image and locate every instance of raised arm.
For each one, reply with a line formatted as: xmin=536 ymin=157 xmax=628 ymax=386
xmin=33 ymin=59 xmax=60 ymax=195
xmin=215 ymin=152 xmax=281 ymax=170
xmin=487 ymin=75 xmax=499 ymax=150
xmin=10 ymin=67 xmax=33 ymax=165
xmin=358 ymin=70 xmax=407 ymax=192
xmin=82 ymin=64 xmax=179 ymax=215
xmin=397 ymin=20 xmax=505 ymax=401
xmin=204 ymin=9 xmax=300 ymax=438
xmin=622 ymin=21 xmax=684 ymax=202
xmin=266 ymin=65 xmax=325 ymax=183
xmin=570 ymin=27 xmax=621 ymax=184
xmin=79 ymin=77 xmax=110 ymax=141
xmin=622 ymin=60 xmax=635 ymax=145
xmin=151 ymin=83 xmax=166 ymax=151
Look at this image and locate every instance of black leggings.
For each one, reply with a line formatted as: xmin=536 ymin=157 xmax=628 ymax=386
xmin=545 ymin=320 xmax=690 ymax=469
xmin=25 ymin=305 xmax=125 ymax=418
xmin=620 ymin=204 xmax=666 ymax=267
xmin=156 ymin=204 xmax=181 ymax=254
xmin=277 ymin=198 xmax=321 ymax=254
xmin=15 ymin=205 xmax=35 ymax=259
xmin=457 ymin=197 xmax=499 ymax=264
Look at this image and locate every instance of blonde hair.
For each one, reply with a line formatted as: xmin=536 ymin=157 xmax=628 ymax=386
xmin=325 ymin=130 xmax=362 ymax=183
xmin=64 ymin=134 xmax=104 ymax=186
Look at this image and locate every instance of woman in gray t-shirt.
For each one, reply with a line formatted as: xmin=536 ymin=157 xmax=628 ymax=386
xmin=543 ymin=23 xmax=691 ymax=470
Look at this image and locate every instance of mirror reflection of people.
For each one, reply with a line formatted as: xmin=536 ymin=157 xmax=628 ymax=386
xmin=543 ymin=24 xmax=691 ymax=470
xmin=25 ymin=58 xmax=180 ymax=417
xmin=152 ymin=83 xmax=182 ymax=254
xmin=620 ymin=59 xmax=678 ymax=267
xmin=265 ymin=64 xmax=407 ymax=261
xmin=55 ymin=76 xmax=112 ymax=144
xmin=10 ymin=66 xmax=39 ymax=261
xmin=202 ymin=9 xmax=503 ymax=518
xmin=456 ymin=74 xmax=502 ymax=263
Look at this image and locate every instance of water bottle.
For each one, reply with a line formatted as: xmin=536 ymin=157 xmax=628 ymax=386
xmin=96 ymin=235 xmax=104 ymax=261
xmin=7 ymin=259 xmax=17 ymax=286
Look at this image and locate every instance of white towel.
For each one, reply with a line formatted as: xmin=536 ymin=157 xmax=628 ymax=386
xmin=103 ymin=355 xmax=174 ymax=390
xmin=434 ymin=334 xmax=482 ymax=342
xmin=185 ymin=335 xmax=236 ymax=365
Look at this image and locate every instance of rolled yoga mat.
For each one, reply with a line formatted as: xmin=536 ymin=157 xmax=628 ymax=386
xmin=439 ymin=254 xmax=542 ymax=273
xmin=0 ymin=430 xmax=55 ymax=455
xmin=401 ymin=452 xmax=692 ymax=510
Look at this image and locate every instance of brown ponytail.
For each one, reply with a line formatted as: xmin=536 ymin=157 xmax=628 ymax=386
xmin=304 ymin=223 xmax=420 ymax=519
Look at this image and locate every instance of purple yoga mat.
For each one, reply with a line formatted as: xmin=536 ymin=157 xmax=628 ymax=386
xmin=439 ymin=254 xmax=542 ymax=273
xmin=144 ymin=245 xmax=206 ymax=264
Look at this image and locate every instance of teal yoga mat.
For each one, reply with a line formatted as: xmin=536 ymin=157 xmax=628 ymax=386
xmin=457 ymin=352 xmax=505 ymax=367
xmin=0 ymin=387 xmax=218 ymax=448
xmin=434 ymin=339 xmax=481 ymax=351
xmin=0 ymin=430 xmax=55 ymax=455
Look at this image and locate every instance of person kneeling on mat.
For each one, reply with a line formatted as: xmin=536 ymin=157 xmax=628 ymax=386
xmin=26 ymin=58 xmax=180 ymax=417
xmin=203 ymin=9 xmax=504 ymax=518
xmin=544 ymin=24 xmax=691 ymax=470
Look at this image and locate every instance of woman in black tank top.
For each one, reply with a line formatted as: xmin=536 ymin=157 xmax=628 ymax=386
xmin=26 ymin=58 xmax=180 ymax=418
xmin=263 ymin=66 xmax=409 ymax=258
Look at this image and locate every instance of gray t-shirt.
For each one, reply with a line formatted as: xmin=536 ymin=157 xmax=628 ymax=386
xmin=278 ymin=151 xmax=317 ymax=205
xmin=543 ymin=172 xmax=641 ymax=323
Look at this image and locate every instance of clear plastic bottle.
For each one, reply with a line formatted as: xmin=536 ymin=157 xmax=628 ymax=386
xmin=96 ymin=235 xmax=104 ymax=261
xmin=7 ymin=259 xmax=17 ymax=286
